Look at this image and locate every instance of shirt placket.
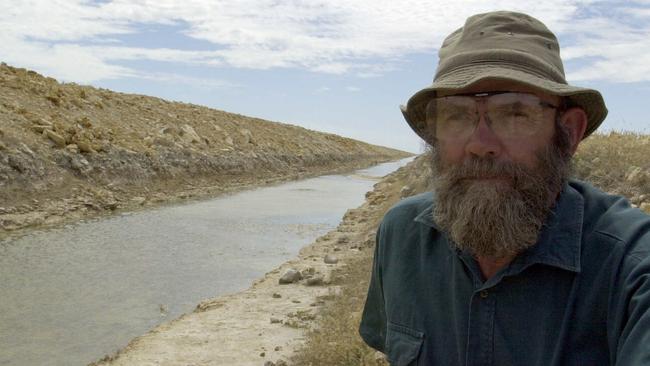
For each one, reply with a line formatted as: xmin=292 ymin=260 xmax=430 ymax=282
xmin=466 ymin=287 xmax=496 ymax=366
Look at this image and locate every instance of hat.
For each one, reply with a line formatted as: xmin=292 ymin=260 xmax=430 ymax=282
xmin=401 ymin=11 xmax=607 ymax=142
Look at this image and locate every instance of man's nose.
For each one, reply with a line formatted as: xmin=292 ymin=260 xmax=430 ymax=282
xmin=464 ymin=113 xmax=503 ymax=158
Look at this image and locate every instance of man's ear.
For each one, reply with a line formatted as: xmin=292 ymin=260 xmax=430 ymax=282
xmin=559 ymin=107 xmax=588 ymax=155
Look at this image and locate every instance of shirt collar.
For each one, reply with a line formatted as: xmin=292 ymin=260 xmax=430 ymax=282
xmin=413 ymin=182 xmax=584 ymax=273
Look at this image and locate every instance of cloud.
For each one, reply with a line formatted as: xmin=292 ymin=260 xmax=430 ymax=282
xmin=346 ymin=86 xmax=361 ymax=92
xmin=138 ymin=72 xmax=240 ymax=91
xmin=314 ymin=86 xmax=331 ymax=94
xmin=0 ymin=0 xmax=649 ymax=83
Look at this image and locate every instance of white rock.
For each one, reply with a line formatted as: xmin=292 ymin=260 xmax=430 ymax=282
xmin=180 ymin=124 xmax=201 ymax=144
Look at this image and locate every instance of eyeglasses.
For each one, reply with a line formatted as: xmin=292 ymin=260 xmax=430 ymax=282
xmin=425 ymin=91 xmax=560 ymax=141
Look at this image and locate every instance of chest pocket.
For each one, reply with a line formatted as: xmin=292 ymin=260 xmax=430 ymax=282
xmin=385 ymin=322 xmax=424 ymax=366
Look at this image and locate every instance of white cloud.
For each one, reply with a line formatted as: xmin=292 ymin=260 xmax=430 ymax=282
xmin=0 ymin=0 xmax=649 ymax=83
xmin=314 ymin=86 xmax=331 ymax=94
xmin=346 ymin=86 xmax=361 ymax=92
xmin=138 ymin=72 xmax=240 ymax=90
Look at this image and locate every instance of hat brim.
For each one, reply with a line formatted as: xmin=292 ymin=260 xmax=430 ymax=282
xmin=401 ymin=63 xmax=608 ymax=142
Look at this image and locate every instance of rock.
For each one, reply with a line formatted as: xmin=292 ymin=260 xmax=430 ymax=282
xmin=225 ymin=136 xmax=234 ymax=146
xmin=32 ymin=125 xmax=53 ymax=133
xmin=275 ymin=360 xmax=287 ymax=366
xmin=131 ymin=196 xmax=146 ymax=205
xmin=69 ymin=155 xmax=92 ymax=174
xmin=180 ymin=124 xmax=201 ymax=144
xmin=65 ymin=144 xmax=80 ymax=153
xmin=278 ymin=269 xmax=302 ymax=284
xmin=19 ymin=143 xmax=35 ymax=157
xmin=78 ymin=116 xmax=92 ymax=128
xmin=240 ymin=128 xmax=253 ymax=144
xmin=160 ymin=126 xmax=176 ymax=135
xmin=400 ymin=185 xmax=414 ymax=198
xmin=33 ymin=118 xmax=52 ymax=126
xmin=274 ymin=346 xmax=282 ymax=351
xmin=305 ymin=274 xmax=325 ymax=286
xmin=77 ymin=139 xmax=96 ymax=153
xmin=264 ymin=361 xmax=275 ymax=366
xmin=272 ymin=292 xmax=282 ymax=298
xmin=270 ymin=317 xmax=282 ymax=324
xmin=324 ymin=254 xmax=339 ymax=264
xmin=153 ymin=136 xmax=174 ymax=147
xmin=301 ymin=267 xmax=315 ymax=277
xmin=375 ymin=351 xmax=387 ymax=362
xmin=45 ymin=129 xmax=66 ymax=147
xmin=641 ymin=203 xmax=650 ymax=213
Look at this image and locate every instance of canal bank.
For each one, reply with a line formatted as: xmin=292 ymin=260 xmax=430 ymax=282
xmin=89 ymin=156 xmax=430 ymax=366
xmin=0 ymin=157 xmax=417 ymax=366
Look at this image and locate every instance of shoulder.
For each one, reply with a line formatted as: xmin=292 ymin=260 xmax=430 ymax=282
xmin=382 ymin=192 xmax=434 ymax=227
xmin=571 ymin=179 xmax=650 ymax=260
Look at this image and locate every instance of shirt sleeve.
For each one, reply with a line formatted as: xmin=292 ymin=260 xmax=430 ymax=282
xmin=612 ymin=252 xmax=650 ymax=365
xmin=359 ymin=224 xmax=387 ymax=353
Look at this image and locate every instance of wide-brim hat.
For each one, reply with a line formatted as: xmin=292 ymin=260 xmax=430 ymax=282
xmin=401 ymin=11 xmax=607 ymax=142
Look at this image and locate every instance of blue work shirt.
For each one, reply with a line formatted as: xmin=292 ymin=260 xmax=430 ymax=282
xmin=359 ymin=180 xmax=650 ymax=365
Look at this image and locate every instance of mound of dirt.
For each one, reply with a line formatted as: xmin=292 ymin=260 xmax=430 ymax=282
xmin=0 ymin=63 xmax=410 ymax=235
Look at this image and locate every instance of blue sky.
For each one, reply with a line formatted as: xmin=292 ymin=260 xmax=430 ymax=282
xmin=1 ymin=0 xmax=649 ymax=153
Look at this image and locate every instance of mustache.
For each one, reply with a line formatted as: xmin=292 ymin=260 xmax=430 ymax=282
xmin=438 ymin=157 xmax=531 ymax=183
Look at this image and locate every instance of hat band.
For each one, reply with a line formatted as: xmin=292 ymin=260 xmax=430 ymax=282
xmin=435 ymin=51 xmax=567 ymax=85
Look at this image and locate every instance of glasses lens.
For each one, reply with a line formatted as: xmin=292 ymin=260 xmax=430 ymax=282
xmin=426 ymin=96 xmax=476 ymax=140
xmin=486 ymin=93 xmax=549 ymax=138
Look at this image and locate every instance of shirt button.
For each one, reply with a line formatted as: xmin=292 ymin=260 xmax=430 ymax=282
xmin=479 ymin=290 xmax=489 ymax=299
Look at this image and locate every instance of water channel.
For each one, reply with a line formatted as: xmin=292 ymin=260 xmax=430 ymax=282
xmin=0 ymin=157 xmax=413 ymax=366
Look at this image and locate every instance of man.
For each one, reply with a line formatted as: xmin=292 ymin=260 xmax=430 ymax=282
xmin=359 ymin=11 xmax=650 ymax=366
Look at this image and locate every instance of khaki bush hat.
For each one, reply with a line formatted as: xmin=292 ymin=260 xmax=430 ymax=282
xmin=401 ymin=11 xmax=607 ymax=142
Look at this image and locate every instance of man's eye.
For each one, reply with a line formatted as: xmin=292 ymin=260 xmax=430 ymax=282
xmin=443 ymin=113 xmax=467 ymax=121
xmin=512 ymin=111 xmax=531 ymax=118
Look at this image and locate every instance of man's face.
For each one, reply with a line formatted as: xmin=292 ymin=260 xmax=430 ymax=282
xmin=429 ymin=81 xmax=572 ymax=259
xmin=432 ymin=81 xmax=561 ymax=170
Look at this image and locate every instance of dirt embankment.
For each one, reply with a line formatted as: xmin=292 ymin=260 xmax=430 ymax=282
xmin=90 ymin=154 xmax=431 ymax=366
xmin=0 ymin=63 xmax=410 ymax=236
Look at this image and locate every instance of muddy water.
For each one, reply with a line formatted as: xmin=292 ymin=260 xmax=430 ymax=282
xmin=0 ymin=157 xmax=413 ymax=366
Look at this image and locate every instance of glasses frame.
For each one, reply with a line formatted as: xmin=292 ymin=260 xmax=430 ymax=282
xmin=425 ymin=91 xmax=562 ymax=140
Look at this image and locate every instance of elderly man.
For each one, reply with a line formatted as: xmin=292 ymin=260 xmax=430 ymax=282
xmin=359 ymin=11 xmax=650 ymax=366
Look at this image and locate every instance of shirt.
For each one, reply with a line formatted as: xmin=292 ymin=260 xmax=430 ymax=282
xmin=359 ymin=180 xmax=650 ymax=366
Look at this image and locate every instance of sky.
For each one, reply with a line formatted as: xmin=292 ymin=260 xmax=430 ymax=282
xmin=1 ymin=0 xmax=649 ymax=153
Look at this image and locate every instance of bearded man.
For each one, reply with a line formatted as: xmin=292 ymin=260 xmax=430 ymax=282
xmin=359 ymin=11 xmax=650 ymax=366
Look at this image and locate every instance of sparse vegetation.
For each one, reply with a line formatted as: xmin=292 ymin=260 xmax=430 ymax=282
xmin=574 ymin=131 xmax=649 ymax=210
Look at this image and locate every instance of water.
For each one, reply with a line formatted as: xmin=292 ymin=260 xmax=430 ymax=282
xmin=0 ymin=157 xmax=413 ymax=366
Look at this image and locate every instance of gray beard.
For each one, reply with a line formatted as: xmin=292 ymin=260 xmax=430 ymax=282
xmin=430 ymin=137 xmax=571 ymax=259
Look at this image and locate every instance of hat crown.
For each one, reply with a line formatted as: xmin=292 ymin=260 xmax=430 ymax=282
xmin=436 ymin=11 xmax=566 ymax=85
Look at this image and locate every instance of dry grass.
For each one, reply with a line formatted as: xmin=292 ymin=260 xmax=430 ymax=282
xmin=291 ymin=132 xmax=649 ymax=365
xmin=573 ymin=131 xmax=650 ymax=207
xmin=290 ymin=253 xmax=388 ymax=366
